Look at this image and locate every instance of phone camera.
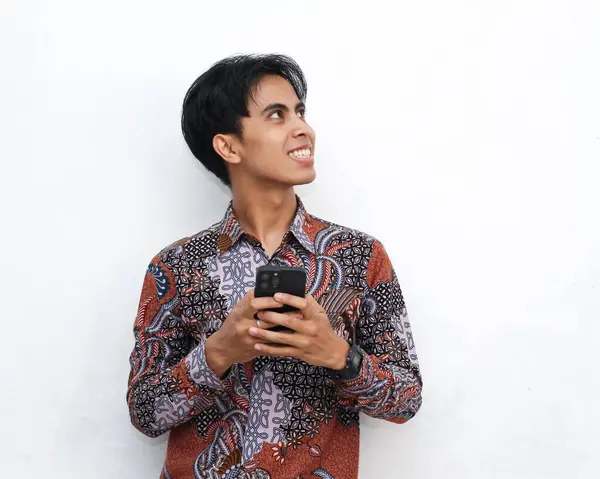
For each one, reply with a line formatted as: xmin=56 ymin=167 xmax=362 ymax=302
xmin=260 ymin=281 xmax=269 ymax=290
xmin=260 ymin=272 xmax=270 ymax=281
xmin=272 ymin=276 xmax=280 ymax=287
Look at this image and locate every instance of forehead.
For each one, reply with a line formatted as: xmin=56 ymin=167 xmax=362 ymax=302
xmin=248 ymin=75 xmax=300 ymax=112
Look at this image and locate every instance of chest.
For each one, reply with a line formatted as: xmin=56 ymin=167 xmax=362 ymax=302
xmin=180 ymin=238 xmax=364 ymax=343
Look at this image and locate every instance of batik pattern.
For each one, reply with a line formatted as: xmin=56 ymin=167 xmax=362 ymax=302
xmin=127 ymin=196 xmax=422 ymax=479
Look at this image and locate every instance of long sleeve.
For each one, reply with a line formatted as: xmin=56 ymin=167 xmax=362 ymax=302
xmin=336 ymin=240 xmax=423 ymax=423
xmin=126 ymin=255 xmax=226 ymax=437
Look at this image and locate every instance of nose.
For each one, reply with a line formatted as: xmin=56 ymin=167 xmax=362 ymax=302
xmin=290 ymin=116 xmax=312 ymax=140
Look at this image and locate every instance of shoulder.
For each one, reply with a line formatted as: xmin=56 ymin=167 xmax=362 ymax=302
xmin=308 ymin=213 xmax=383 ymax=249
xmin=151 ymin=220 xmax=222 ymax=267
xmin=309 ymin=214 xmax=393 ymax=285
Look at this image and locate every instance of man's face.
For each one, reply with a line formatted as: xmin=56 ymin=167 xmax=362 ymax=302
xmin=235 ymin=75 xmax=316 ymax=187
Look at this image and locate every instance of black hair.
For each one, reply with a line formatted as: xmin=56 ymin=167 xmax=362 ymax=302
xmin=181 ymin=54 xmax=308 ymax=187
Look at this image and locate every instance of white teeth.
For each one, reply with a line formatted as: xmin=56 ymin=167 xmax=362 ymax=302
xmin=289 ymin=148 xmax=311 ymax=159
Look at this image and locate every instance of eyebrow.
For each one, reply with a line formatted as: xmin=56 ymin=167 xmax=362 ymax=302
xmin=260 ymin=101 xmax=306 ymax=116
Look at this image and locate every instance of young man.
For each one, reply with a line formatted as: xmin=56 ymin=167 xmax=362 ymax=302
xmin=127 ymin=54 xmax=423 ymax=479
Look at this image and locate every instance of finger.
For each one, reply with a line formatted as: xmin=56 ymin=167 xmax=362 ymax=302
xmin=248 ymin=317 xmax=282 ymax=331
xmin=262 ymin=311 xmax=304 ymax=322
xmin=257 ymin=310 xmax=305 ymax=332
xmin=254 ymin=342 xmax=300 ymax=357
xmin=272 ymin=293 xmax=308 ymax=311
xmin=304 ymin=294 xmax=325 ymax=312
xmin=248 ymin=324 xmax=303 ymax=347
xmin=246 ymin=312 xmax=300 ymax=329
xmin=250 ymin=296 xmax=283 ymax=312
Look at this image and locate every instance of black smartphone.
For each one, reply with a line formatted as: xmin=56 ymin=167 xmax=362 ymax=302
xmin=254 ymin=265 xmax=306 ymax=333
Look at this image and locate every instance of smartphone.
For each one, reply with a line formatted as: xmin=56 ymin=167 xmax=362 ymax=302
xmin=254 ymin=265 xmax=306 ymax=333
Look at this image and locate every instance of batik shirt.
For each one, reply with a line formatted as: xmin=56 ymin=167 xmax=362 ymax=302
xmin=127 ymin=196 xmax=423 ymax=479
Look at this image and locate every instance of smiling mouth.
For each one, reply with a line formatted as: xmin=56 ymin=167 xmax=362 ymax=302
xmin=288 ymin=147 xmax=312 ymax=160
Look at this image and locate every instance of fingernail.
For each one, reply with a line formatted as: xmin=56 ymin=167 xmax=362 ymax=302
xmin=255 ymin=344 xmax=261 ymax=351
xmin=257 ymin=311 xmax=263 ymax=319
xmin=249 ymin=327 xmax=257 ymax=335
xmin=274 ymin=293 xmax=285 ymax=300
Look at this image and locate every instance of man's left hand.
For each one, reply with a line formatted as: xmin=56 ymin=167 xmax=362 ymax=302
xmin=249 ymin=293 xmax=350 ymax=370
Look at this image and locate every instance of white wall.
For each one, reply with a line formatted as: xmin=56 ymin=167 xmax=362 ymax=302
xmin=1 ymin=1 xmax=599 ymax=477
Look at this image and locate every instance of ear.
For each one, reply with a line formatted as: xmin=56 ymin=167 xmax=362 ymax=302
xmin=213 ymin=134 xmax=241 ymax=165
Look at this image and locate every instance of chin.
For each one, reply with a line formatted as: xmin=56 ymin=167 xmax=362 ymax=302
xmin=264 ymin=167 xmax=316 ymax=187
xmin=291 ymin=169 xmax=316 ymax=186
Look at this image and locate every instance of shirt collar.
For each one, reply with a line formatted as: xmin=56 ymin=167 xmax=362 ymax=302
xmin=217 ymin=195 xmax=316 ymax=255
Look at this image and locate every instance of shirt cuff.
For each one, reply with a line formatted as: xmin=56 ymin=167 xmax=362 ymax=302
xmin=185 ymin=340 xmax=227 ymax=390
xmin=336 ymin=351 xmax=380 ymax=395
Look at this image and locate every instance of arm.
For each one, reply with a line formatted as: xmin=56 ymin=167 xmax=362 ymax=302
xmin=126 ymin=255 xmax=227 ymax=437
xmin=336 ymin=241 xmax=423 ymax=423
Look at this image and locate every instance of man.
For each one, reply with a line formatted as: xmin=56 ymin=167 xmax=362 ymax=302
xmin=127 ymin=54 xmax=423 ymax=479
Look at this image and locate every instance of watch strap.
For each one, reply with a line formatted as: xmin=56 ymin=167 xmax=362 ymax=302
xmin=326 ymin=344 xmax=364 ymax=381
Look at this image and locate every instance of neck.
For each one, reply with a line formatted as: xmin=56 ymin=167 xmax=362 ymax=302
xmin=230 ymin=182 xmax=298 ymax=250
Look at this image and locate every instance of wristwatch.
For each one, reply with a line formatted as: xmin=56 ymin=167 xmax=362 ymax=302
xmin=326 ymin=344 xmax=364 ymax=381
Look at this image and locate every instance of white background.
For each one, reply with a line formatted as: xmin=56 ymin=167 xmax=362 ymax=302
xmin=1 ymin=1 xmax=599 ymax=478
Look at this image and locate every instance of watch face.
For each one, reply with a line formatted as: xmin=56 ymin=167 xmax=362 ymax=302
xmin=326 ymin=345 xmax=364 ymax=381
xmin=341 ymin=345 xmax=363 ymax=381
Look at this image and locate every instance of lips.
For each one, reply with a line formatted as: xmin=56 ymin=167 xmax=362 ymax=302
xmin=287 ymin=144 xmax=313 ymax=164
xmin=287 ymin=144 xmax=312 ymax=155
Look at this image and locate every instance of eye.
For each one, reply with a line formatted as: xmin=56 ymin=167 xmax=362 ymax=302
xmin=269 ymin=110 xmax=283 ymax=119
xmin=297 ymin=108 xmax=306 ymax=118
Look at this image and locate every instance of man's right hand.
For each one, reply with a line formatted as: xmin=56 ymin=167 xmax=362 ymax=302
xmin=204 ymin=289 xmax=285 ymax=378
